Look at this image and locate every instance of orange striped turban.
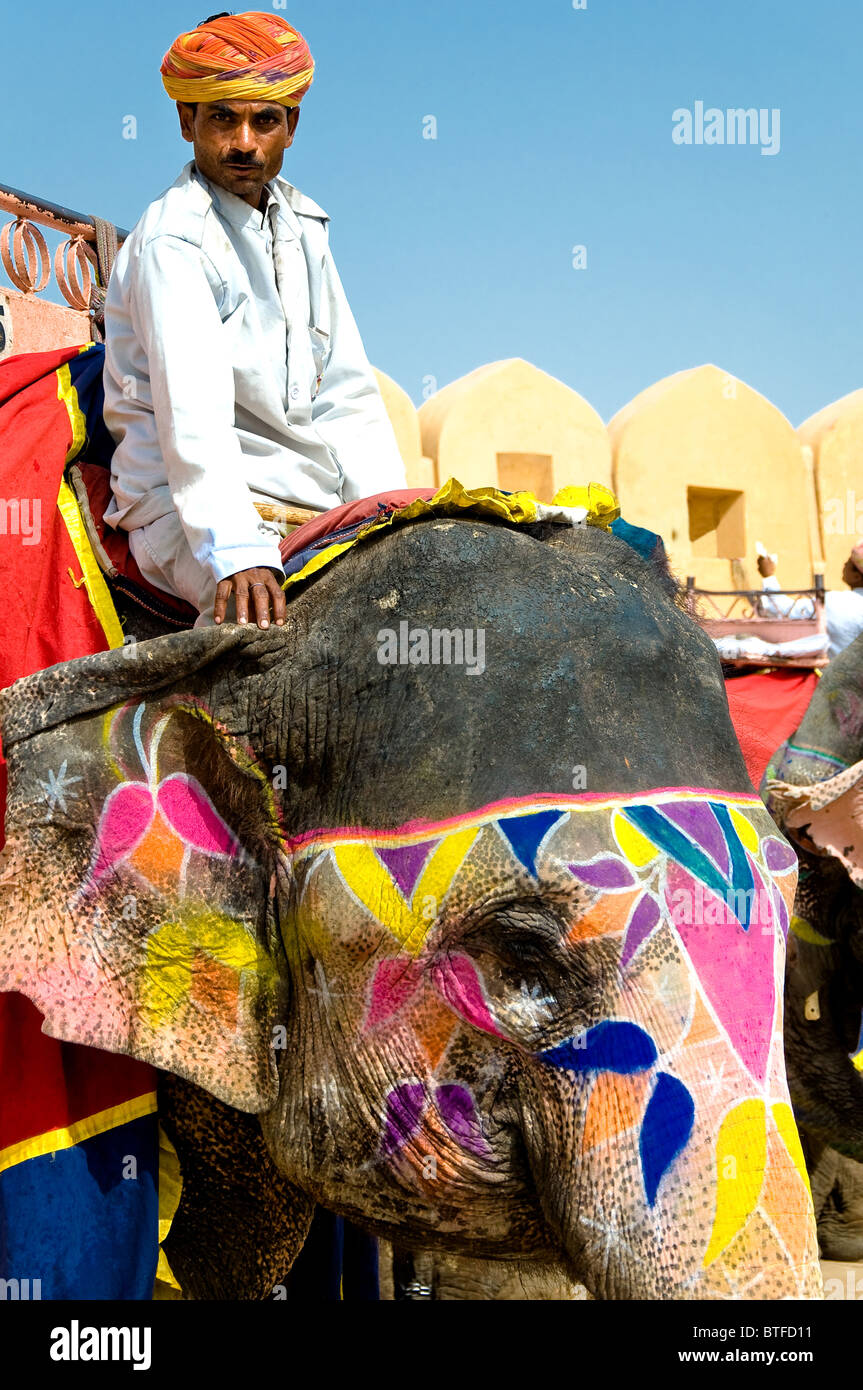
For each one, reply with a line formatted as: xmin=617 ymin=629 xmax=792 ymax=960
xmin=161 ymin=12 xmax=314 ymax=107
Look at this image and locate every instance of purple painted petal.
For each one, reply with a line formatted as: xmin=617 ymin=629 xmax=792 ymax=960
xmin=772 ymin=884 xmax=790 ymax=941
xmin=377 ymin=839 xmax=439 ymax=901
xmin=568 ymin=857 xmax=635 ymax=890
xmin=662 ymin=802 xmax=730 ymax=876
xmin=381 ymin=1083 xmax=426 ymax=1157
xmin=764 ymin=836 xmax=798 ymax=874
xmin=435 ymin=1084 xmax=491 ymax=1157
xmin=621 ymin=892 xmax=662 ymax=968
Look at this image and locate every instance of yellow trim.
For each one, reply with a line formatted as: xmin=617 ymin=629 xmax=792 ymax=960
xmin=162 ymin=66 xmax=313 ymax=106
xmin=56 ymin=361 xmax=87 ymax=465
xmin=53 ymin=355 xmax=124 ymax=650
xmin=56 ymin=478 xmax=125 ymax=650
xmin=154 ymin=1124 xmax=183 ymax=1296
xmin=0 ymin=1091 xmax=158 ymax=1175
xmin=282 ymin=477 xmax=621 ymax=595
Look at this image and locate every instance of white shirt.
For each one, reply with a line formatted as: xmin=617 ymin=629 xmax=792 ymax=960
xmin=102 ymin=161 xmax=406 ymax=582
xmin=761 ymin=575 xmax=863 ymax=659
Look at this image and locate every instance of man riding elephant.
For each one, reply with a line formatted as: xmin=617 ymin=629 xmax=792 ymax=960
xmin=102 ymin=10 xmax=406 ymax=631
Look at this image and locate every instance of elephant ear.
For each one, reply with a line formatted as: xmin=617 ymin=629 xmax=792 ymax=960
xmin=767 ymin=757 xmax=863 ymax=889
xmin=0 ymin=627 xmax=288 ymax=1112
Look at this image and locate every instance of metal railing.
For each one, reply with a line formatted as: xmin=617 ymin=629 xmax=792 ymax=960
xmin=0 ymin=182 xmax=127 ymax=312
xmin=685 ymin=574 xmax=828 ymax=668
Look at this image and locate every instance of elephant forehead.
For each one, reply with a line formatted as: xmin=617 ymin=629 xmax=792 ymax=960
xmin=288 ymin=788 xmax=796 ymax=953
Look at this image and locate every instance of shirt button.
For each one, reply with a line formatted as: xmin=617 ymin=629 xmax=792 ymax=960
xmin=290 ymin=385 xmax=300 ymax=400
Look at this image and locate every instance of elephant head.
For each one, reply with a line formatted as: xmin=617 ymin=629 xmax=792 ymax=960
xmin=764 ymin=634 xmax=863 ymax=1162
xmin=0 ymin=517 xmax=820 ymax=1298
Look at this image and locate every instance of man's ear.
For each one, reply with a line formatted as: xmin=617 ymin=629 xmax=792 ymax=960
xmin=0 ymin=628 xmax=290 ymax=1112
xmin=286 ymin=106 xmax=300 ymax=148
xmin=177 ymin=100 xmax=195 ymax=143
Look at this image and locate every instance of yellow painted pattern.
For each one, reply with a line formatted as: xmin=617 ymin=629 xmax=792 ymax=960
xmin=703 ymin=1098 xmax=767 ymax=1267
xmin=789 ymin=915 xmax=832 ymax=947
xmin=613 ymin=811 xmax=659 ymax=866
xmin=333 ymin=826 xmax=479 ymax=955
xmin=771 ymin=1101 xmax=812 ymax=1198
xmin=140 ymin=909 xmax=275 ymax=1030
xmin=729 ymin=808 xmax=760 ymax=854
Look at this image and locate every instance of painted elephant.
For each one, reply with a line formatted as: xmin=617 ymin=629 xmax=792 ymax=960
xmin=0 ymin=515 xmax=820 ymax=1299
xmin=764 ymin=637 xmax=863 ymax=1157
xmin=763 ymin=634 xmax=863 ymax=1257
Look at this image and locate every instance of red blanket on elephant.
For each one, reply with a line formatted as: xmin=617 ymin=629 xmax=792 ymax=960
xmin=0 ymin=343 xmax=158 ymax=1299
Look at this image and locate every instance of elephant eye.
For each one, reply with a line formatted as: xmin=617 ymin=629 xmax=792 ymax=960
xmin=455 ymin=898 xmax=598 ymax=1044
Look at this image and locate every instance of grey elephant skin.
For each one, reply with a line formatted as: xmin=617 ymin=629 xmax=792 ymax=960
xmin=763 ymin=636 xmax=863 ymax=1258
xmin=0 ymin=518 xmax=821 ymax=1298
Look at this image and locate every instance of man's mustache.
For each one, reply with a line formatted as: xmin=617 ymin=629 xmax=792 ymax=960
xmin=222 ymin=157 xmax=264 ymax=169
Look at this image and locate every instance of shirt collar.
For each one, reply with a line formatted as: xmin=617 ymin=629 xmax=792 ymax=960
xmin=186 ymin=161 xmax=328 ymax=244
xmin=193 ymin=165 xmax=280 ymax=233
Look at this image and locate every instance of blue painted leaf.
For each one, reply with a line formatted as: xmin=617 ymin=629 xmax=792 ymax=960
xmin=498 ymin=810 xmax=565 ymax=876
xmin=639 ymin=1071 xmax=695 ymax=1206
xmin=541 ymin=1020 xmax=658 ymax=1075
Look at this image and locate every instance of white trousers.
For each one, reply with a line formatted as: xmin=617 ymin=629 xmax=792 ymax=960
xmin=128 ymin=512 xmax=283 ymax=629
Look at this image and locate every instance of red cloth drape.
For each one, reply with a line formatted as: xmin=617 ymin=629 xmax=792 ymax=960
xmin=724 ymin=669 xmax=818 ymax=789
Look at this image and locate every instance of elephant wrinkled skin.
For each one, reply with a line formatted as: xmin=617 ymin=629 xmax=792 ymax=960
xmin=0 ymin=518 xmax=821 ymax=1298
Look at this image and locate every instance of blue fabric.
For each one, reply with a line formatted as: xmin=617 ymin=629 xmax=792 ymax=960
xmin=285 ymin=1209 xmax=379 ymax=1301
xmin=0 ymin=1113 xmax=159 ymax=1300
xmin=611 ymin=515 xmax=665 ymax=563
xmin=67 ymin=343 xmax=116 ymax=467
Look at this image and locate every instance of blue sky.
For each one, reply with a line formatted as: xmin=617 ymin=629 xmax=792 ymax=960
xmin=3 ymin=0 xmax=860 ymax=423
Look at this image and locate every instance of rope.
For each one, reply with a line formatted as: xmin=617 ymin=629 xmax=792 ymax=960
xmin=88 ymin=216 xmax=120 ymax=340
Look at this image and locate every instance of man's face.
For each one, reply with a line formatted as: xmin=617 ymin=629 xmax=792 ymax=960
xmin=178 ymin=99 xmax=300 ymax=208
xmin=843 ymin=557 xmax=863 ymax=589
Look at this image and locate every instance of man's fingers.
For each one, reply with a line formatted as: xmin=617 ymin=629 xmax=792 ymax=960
xmin=215 ymin=569 xmax=287 ymax=627
xmin=251 ymin=581 xmax=271 ymax=629
xmin=270 ymin=574 xmax=287 ymax=627
xmin=213 ymin=578 xmax=232 ymax=625
xmin=234 ymin=576 xmax=250 ymax=625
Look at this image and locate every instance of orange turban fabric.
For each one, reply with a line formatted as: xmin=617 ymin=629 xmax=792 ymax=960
xmin=161 ymin=12 xmax=314 ymax=107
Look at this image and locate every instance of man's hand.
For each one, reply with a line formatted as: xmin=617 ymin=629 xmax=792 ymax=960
xmin=757 ymin=555 xmax=777 ymax=578
xmin=214 ymin=567 xmax=286 ymax=628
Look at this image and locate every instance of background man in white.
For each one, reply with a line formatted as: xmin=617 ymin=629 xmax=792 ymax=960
xmin=103 ymin=11 xmax=406 ymax=630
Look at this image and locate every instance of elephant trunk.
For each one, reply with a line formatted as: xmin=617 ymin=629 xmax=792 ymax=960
xmin=518 ymin=1065 xmax=823 ymax=1300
